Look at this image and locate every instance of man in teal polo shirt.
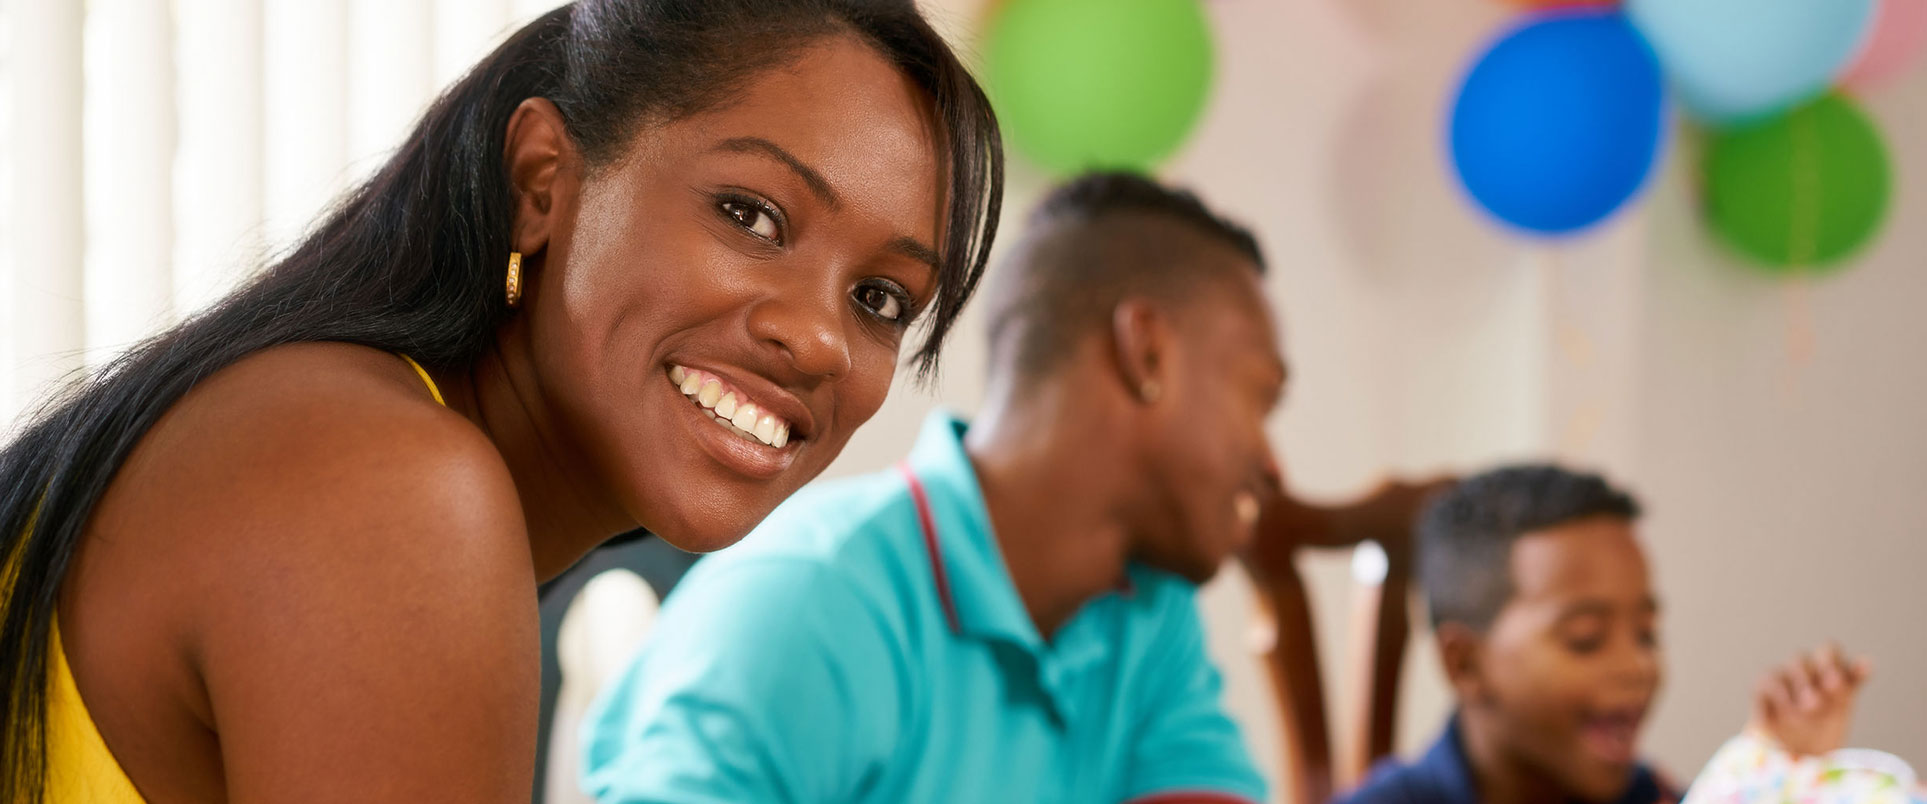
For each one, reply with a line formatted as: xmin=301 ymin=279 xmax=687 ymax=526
xmin=581 ymin=173 xmax=1287 ymax=803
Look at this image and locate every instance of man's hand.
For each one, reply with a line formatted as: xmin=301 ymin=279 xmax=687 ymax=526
xmin=1748 ymin=643 xmax=1872 ymax=757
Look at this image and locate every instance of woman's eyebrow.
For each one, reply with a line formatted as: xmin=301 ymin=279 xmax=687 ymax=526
xmin=713 ymin=136 xmax=840 ymax=209
xmin=890 ymin=236 xmax=939 ymax=272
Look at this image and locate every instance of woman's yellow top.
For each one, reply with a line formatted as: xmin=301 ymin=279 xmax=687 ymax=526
xmin=44 ymin=620 xmax=145 ymax=802
xmin=32 ymin=354 xmax=445 ymax=802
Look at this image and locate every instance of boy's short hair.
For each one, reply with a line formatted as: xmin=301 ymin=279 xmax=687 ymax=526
xmin=1418 ymin=464 xmax=1641 ymax=632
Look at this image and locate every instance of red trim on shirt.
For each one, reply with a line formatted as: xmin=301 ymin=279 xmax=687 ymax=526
xmin=898 ymin=462 xmax=961 ymax=633
xmin=1124 ymin=791 xmax=1260 ymax=804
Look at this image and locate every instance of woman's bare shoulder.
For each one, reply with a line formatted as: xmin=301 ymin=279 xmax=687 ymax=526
xmin=64 ymin=342 xmax=539 ymax=800
xmin=85 ymin=341 xmax=528 ymax=605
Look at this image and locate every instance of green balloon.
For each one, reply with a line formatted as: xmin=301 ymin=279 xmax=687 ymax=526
xmin=1703 ymin=93 xmax=1892 ymax=273
xmin=985 ymin=0 xmax=1214 ymax=175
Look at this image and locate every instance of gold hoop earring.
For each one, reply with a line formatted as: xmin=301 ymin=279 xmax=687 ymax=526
xmin=505 ymin=251 xmax=524 ymax=308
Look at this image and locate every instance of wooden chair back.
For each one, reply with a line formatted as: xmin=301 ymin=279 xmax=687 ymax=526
xmin=1242 ymin=487 xmax=1423 ymax=804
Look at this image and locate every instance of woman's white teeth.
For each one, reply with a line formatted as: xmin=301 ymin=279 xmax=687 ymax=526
xmin=731 ymin=402 xmax=760 ymax=432
xmin=670 ymin=366 xmax=794 ymax=448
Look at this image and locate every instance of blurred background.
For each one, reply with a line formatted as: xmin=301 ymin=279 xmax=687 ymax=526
xmin=2 ymin=0 xmax=1923 ymax=800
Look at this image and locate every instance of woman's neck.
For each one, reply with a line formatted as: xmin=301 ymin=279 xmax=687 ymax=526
xmin=435 ymin=332 xmax=634 ymax=581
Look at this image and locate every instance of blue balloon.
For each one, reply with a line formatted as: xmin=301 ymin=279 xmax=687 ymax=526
xmin=1628 ymin=0 xmax=1876 ymax=124
xmin=1449 ymin=11 xmax=1666 ymax=236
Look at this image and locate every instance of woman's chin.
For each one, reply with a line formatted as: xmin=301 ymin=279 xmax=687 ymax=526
xmin=640 ymin=508 xmax=762 ymax=554
xmin=658 ymin=531 xmax=749 ymax=554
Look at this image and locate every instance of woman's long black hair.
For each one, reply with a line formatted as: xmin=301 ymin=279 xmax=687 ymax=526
xmin=0 ymin=1 xmax=1002 ymax=798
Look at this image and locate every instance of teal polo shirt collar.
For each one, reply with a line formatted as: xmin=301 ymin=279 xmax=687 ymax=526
xmin=901 ymin=411 xmax=1119 ymax=707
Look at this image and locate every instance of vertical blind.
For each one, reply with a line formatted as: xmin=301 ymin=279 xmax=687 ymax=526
xmin=0 ymin=0 xmax=563 ymax=433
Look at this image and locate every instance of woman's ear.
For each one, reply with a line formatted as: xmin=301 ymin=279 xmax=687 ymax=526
xmin=502 ymin=97 xmax=574 ymax=258
xmin=1110 ymin=298 xmax=1171 ymax=406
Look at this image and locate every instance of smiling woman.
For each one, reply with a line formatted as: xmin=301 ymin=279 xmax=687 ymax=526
xmin=0 ymin=2 xmax=1002 ymax=802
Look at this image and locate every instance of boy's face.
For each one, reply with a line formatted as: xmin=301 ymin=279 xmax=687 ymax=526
xmin=1456 ymin=516 xmax=1664 ymax=803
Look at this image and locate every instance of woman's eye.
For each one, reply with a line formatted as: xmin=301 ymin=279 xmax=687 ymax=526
xmin=721 ymin=200 xmax=780 ymax=242
xmin=856 ymin=284 xmax=906 ymax=322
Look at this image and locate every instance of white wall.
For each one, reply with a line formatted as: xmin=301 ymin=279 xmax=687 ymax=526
xmin=1630 ymin=60 xmax=1927 ymax=771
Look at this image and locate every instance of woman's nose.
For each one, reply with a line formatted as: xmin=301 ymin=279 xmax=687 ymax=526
xmin=745 ymin=282 xmax=853 ymax=380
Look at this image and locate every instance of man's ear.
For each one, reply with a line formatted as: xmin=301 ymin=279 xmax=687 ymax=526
xmin=1110 ymin=298 xmax=1171 ymax=406
xmin=502 ymin=97 xmax=574 ymax=258
xmin=1437 ymin=621 xmax=1489 ymax=702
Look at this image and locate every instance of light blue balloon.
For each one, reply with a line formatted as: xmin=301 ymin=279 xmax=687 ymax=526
xmin=1628 ymin=0 xmax=1877 ymax=125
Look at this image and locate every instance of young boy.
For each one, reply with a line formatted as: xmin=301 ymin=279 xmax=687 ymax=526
xmin=1338 ymin=464 xmax=1669 ymax=804
xmin=1340 ymin=464 xmax=1873 ymax=804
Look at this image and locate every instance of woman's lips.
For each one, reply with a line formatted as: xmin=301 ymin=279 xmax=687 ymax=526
xmin=666 ymin=365 xmax=800 ymax=481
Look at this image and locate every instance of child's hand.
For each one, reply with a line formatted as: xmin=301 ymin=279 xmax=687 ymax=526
xmin=1747 ymin=643 xmax=1872 ymax=757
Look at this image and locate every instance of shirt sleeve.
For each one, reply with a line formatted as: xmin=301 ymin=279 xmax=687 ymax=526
xmin=578 ymin=558 xmax=903 ymax=804
xmin=1119 ymin=583 xmax=1268 ymax=804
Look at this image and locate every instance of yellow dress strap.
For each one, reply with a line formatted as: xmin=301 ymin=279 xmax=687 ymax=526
xmin=8 ymin=503 xmax=144 ymax=801
xmin=396 ymin=354 xmax=446 ymax=407
xmin=46 ymin=621 xmax=146 ymax=803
